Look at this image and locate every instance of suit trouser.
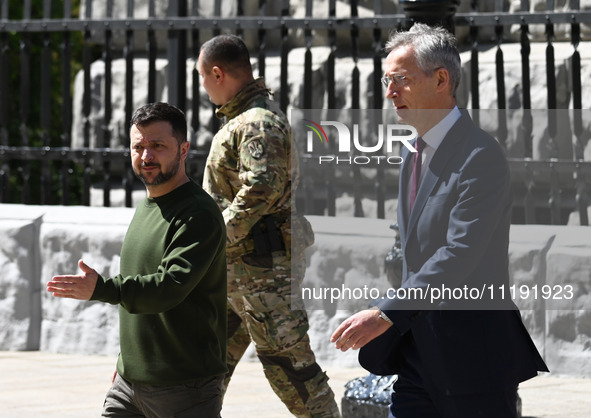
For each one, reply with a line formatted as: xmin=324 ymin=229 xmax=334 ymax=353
xmin=389 ymin=374 xmax=518 ymax=418
xmin=389 ymin=334 xmax=518 ymax=418
xmin=224 ymin=252 xmax=340 ymax=418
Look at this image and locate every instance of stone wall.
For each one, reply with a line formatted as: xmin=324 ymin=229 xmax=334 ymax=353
xmin=0 ymin=204 xmax=590 ymax=376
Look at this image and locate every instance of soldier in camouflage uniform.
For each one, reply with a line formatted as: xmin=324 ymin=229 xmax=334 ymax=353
xmin=198 ymin=35 xmax=341 ymax=418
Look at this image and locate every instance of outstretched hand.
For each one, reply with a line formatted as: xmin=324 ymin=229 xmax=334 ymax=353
xmin=46 ymin=259 xmax=99 ymax=301
xmin=330 ymin=309 xmax=392 ymax=352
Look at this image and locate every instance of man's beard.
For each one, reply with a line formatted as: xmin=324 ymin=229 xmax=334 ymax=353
xmin=134 ymin=149 xmax=181 ymax=186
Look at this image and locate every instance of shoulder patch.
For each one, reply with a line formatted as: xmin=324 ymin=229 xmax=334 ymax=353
xmin=247 ymin=140 xmax=264 ymax=159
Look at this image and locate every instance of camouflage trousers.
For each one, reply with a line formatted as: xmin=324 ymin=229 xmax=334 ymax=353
xmin=224 ymin=252 xmax=341 ymax=418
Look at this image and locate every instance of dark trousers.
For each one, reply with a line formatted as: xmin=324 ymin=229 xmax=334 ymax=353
xmin=389 ymin=332 xmax=518 ymax=418
xmin=102 ymin=373 xmax=223 ymax=418
xmin=389 ymin=375 xmax=518 ymax=418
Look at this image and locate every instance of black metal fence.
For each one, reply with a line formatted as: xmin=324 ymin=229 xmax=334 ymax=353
xmin=0 ymin=0 xmax=590 ymax=225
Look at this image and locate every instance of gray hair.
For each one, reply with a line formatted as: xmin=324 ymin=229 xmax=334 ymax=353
xmin=385 ymin=23 xmax=461 ymax=95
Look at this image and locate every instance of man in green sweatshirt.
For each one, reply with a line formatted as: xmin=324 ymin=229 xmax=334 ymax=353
xmin=47 ymin=102 xmax=227 ymax=417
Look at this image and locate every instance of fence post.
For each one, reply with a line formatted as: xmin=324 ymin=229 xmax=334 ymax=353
xmin=168 ymin=0 xmax=187 ymax=111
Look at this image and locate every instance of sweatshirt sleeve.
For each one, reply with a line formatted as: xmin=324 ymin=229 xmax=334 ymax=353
xmin=91 ymin=210 xmax=225 ymax=314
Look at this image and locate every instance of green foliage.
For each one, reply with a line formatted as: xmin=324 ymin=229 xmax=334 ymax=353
xmin=0 ymin=0 xmax=101 ymax=205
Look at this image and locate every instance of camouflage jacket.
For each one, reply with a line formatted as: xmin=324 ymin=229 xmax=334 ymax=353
xmin=203 ymin=78 xmax=300 ymax=258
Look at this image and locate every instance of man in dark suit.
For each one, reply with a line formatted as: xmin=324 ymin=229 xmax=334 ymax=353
xmin=331 ymin=23 xmax=548 ymax=417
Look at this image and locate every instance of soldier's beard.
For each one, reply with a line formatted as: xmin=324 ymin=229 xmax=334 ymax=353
xmin=134 ymin=149 xmax=181 ymax=186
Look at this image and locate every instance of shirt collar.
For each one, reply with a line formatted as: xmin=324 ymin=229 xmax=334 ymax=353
xmin=215 ymin=77 xmax=270 ymax=120
xmin=421 ymin=106 xmax=461 ymax=151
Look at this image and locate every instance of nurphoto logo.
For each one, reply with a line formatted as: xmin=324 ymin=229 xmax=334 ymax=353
xmin=301 ymin=115 xmax=419 ymax=166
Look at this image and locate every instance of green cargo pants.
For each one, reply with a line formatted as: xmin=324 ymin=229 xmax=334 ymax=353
xmin=224 ymin=252 xmax=341 ymax=418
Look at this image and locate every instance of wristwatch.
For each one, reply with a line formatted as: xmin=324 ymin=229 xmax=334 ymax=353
xmin=377 ymin=308 xmax=394 ymax=325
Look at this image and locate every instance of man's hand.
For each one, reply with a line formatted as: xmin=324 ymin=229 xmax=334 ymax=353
xmin=330 ymin=309 xmax=392 ymax=352
xmin=46 ymin=259 xmax=99 ymax=301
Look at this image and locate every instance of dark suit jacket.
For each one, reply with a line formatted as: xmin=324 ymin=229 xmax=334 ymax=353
xmin=359 ymin=112 xmax=548 ymax=396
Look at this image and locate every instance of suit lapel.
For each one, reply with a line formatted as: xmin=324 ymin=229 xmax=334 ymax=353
xmin=404 ymin=113 xmax=471 ymax=242
xmin=397 ymin=143 xmax=413 ymax=242
xmin=406 ymin=168 xmax=437 ymax=234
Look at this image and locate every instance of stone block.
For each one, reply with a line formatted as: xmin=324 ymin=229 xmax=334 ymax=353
xmin=0 ymin=205 xmax=45 ymax=350
xmin=39 ymin=206 xmax=134 ymax=355
xmin=508 ymin=0 xmax=591 ymax=42
xmin=508 ymin=225 xmax=559 ymax=347
xmin=71 ymin=57 xmax=170 ymax=151
xmin=303 ymin=216 xmax=396 ymax=367
xmin=544 ymin=226 xmax=591 ymax=376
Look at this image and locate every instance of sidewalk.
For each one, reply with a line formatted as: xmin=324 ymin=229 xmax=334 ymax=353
xmin=1 ymin=351 xmax=590 ymax=417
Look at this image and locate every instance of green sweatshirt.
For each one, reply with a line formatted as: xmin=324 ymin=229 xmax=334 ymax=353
xmin=91 ymin=180 xmax=227 ymax=385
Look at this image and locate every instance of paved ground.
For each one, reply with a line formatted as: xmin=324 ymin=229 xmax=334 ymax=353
xmin=1 ymin=351 xmax=590 ymax=417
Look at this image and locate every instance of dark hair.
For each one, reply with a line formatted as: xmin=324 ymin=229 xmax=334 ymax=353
xmin=385 ymin=23 xmax=461 ymax=95
xmin=130 ymin=102 xmax=187 ymax=144
xmin=199 ymin=34 xmax=252 ymax=77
